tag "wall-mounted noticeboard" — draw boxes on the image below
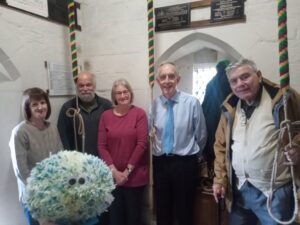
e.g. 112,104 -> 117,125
211,0 -> 245,23
0,0 -> 81,30
155,0 -> 246,31
155,3 -> 191,32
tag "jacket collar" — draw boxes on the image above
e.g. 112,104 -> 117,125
222,77 -> 282,115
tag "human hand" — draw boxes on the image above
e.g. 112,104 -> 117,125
212,183 -> 225,203
112,169 -> 128,186
284,143 -> 299,165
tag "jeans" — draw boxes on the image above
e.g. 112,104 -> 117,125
230,181 -> 296,225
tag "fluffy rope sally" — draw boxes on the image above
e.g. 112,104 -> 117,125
25,151 -> 115,225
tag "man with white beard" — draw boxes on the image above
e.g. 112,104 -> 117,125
58,71 -> 113,225
57,71 -> 112,156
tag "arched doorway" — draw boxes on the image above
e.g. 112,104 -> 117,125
153,32 -> 242,100
152,32 -> 242,225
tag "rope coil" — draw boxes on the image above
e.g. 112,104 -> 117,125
148,0 -> 155,88
278,0 -> 289,93
267,1 -> 299,223
68,0 -> 78,81
267,117 -> 300,224
67,0 -> 85,152
66,106 -> 86,152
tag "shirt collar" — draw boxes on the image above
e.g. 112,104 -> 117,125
160,90 -> 180,105
240,85 -> 263,119
241,84 -> 263,108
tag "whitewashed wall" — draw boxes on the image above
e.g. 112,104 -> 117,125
0,0 -> 300,224
154,0 -> 300,92
0,6 -> 74,225
78,0 -> 150,109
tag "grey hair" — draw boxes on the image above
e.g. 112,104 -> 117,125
226,59 -> 258,77
111,78 -> 134,105
157,61 -> 179,77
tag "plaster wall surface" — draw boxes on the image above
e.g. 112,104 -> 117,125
0,0 -> 300,224
0,6 -> 73,225
154,0 -> 300,92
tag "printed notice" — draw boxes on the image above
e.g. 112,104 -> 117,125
7,0 -> 48,17
211,0 -> 244,23
47,62 -> 76,96
155,3 -> 190,32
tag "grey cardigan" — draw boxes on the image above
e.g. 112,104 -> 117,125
9,121 -> 62,202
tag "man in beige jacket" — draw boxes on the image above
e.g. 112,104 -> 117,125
213,59 -> 300,225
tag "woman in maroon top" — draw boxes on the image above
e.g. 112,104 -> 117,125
98,78 -> 149,225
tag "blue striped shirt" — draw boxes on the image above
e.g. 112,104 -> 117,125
149,91 -> 207,156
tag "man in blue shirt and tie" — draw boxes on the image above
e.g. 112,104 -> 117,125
149,62 -> 207,225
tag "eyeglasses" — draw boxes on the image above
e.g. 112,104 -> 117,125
158,73 -> 177,81
115,90 -> 130,96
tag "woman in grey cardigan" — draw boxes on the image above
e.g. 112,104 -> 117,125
9,87 -> 62,225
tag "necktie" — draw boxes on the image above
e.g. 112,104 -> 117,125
163,100 -> 174,154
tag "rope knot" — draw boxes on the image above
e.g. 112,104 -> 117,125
65,107 -> 85,151
66,107 -> 81,117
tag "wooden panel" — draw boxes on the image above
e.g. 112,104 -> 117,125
190,0 -> 211,9
191,16 -> 246,29
194,189 -> 229,225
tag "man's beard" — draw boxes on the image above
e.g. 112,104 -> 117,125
78,92 -> 95,103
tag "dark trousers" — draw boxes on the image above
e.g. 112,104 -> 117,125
153,154 -> 198,225
98,211 -> 110,225
109,185 -> 146,225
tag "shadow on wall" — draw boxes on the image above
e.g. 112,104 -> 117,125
0,48 -> 21,82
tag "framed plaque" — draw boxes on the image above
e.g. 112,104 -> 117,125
6,0 -> 48,17
155,3 -> 191,32
48,0 -> 68,25
211,0 -> 245,23
0,0 -> 80,29
46,61 -> 76,96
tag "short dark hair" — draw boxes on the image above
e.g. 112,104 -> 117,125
22,87 -> 51,121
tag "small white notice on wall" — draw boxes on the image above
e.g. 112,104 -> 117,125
47,62 -> 76,96
7,0 -> 49,17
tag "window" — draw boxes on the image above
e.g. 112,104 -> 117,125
193,66 -> 216,103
